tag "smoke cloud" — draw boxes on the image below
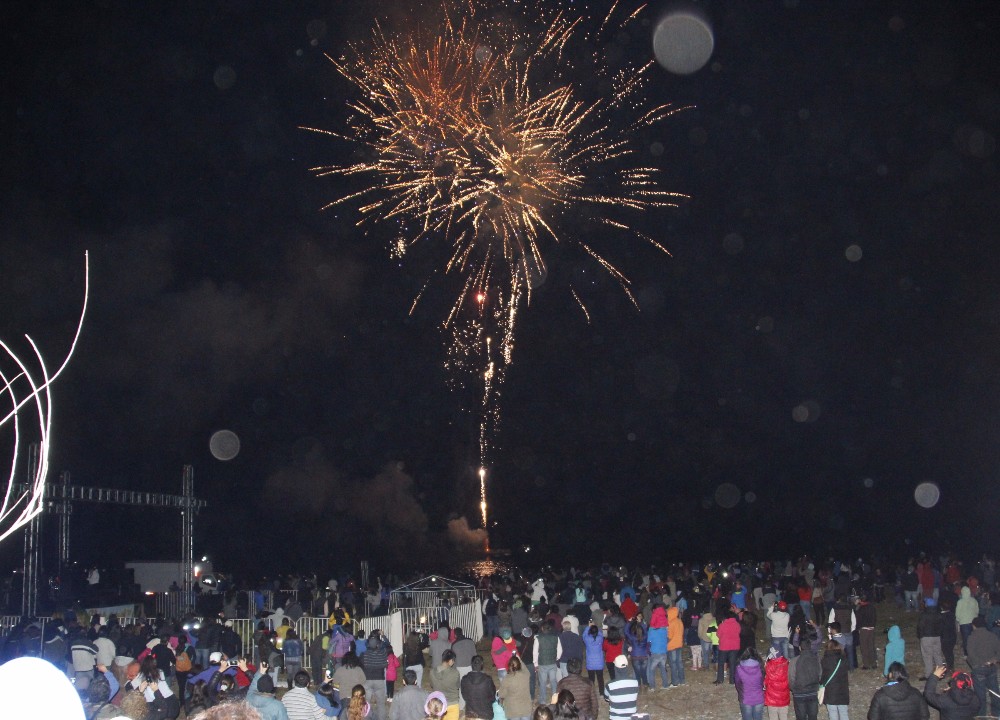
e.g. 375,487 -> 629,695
447,515 -> 489,549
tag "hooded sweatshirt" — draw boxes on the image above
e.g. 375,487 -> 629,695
883,625 -> 905,676
666,608 -> 684,652
955,587 -> 979,626
764,656 -> 789,707
735,658 -> 765,706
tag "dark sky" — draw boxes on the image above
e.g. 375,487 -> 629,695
3,0 -> 1000,579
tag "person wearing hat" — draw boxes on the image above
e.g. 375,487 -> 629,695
604,656 -> 638,720
924,664 -> 980,719
247,661 -> 290,720
767,601 -> 791,660
424,691 -> 448,720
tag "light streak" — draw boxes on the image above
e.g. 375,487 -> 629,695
0,252 -> 89,545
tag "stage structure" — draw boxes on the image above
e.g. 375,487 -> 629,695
17,453 -> 205,616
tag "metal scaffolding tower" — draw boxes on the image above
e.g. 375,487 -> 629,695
19,457 -> 205,615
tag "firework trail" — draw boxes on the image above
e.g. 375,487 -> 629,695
307,0 -> 687,529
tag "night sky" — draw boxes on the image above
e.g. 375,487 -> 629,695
3,0 -> 1000,579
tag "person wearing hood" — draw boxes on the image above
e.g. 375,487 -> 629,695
955,586 -> 979,656
764,647 -> 790,720
884,625 -> 906,678
735,647 -> 765,720
924,665 -> 980,719
965,616 -> 1000,717
460,656 -> 495,720
916,598 -> 943,681
647,605 -> 669,689
866,662 -> 928,720
787,625 -> 821,720
492,627 -> 518,681
666,606 -> 686,687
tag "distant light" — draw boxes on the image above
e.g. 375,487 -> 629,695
145,591 -> 155,596
202,556 -> 208,562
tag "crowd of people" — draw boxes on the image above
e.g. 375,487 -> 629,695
2,553 -> 1000,720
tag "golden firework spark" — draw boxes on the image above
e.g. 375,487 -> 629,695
306,0 -> 688,528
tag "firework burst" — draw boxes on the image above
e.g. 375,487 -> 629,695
307,0 -> 688,528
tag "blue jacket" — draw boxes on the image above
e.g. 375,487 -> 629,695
883,625 -> 904,676
648,626 -> 668,655
583,629 -> 605,671
624,624 -> 649,658
247,670 -> 290,720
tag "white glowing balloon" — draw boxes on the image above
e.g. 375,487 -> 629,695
914,482 -> 940,509
209,430 -> 241,461
653,13 -> 715,75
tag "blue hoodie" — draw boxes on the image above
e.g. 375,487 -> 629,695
883,625 -> 904,676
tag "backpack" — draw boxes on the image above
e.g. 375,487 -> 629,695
332,630 -> 352,658
175,647 -> 192,672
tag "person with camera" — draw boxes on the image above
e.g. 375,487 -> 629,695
767,602 -> 791,660
923,664 -> 980,719
248,659 -> 290,720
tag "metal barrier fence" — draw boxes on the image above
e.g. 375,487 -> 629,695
1,601 -> 484,679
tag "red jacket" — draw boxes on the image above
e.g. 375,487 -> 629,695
620,597 -> 639,621
717,617 -> 741,651
764,656 -> 789,707
603,639 -> 624,664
